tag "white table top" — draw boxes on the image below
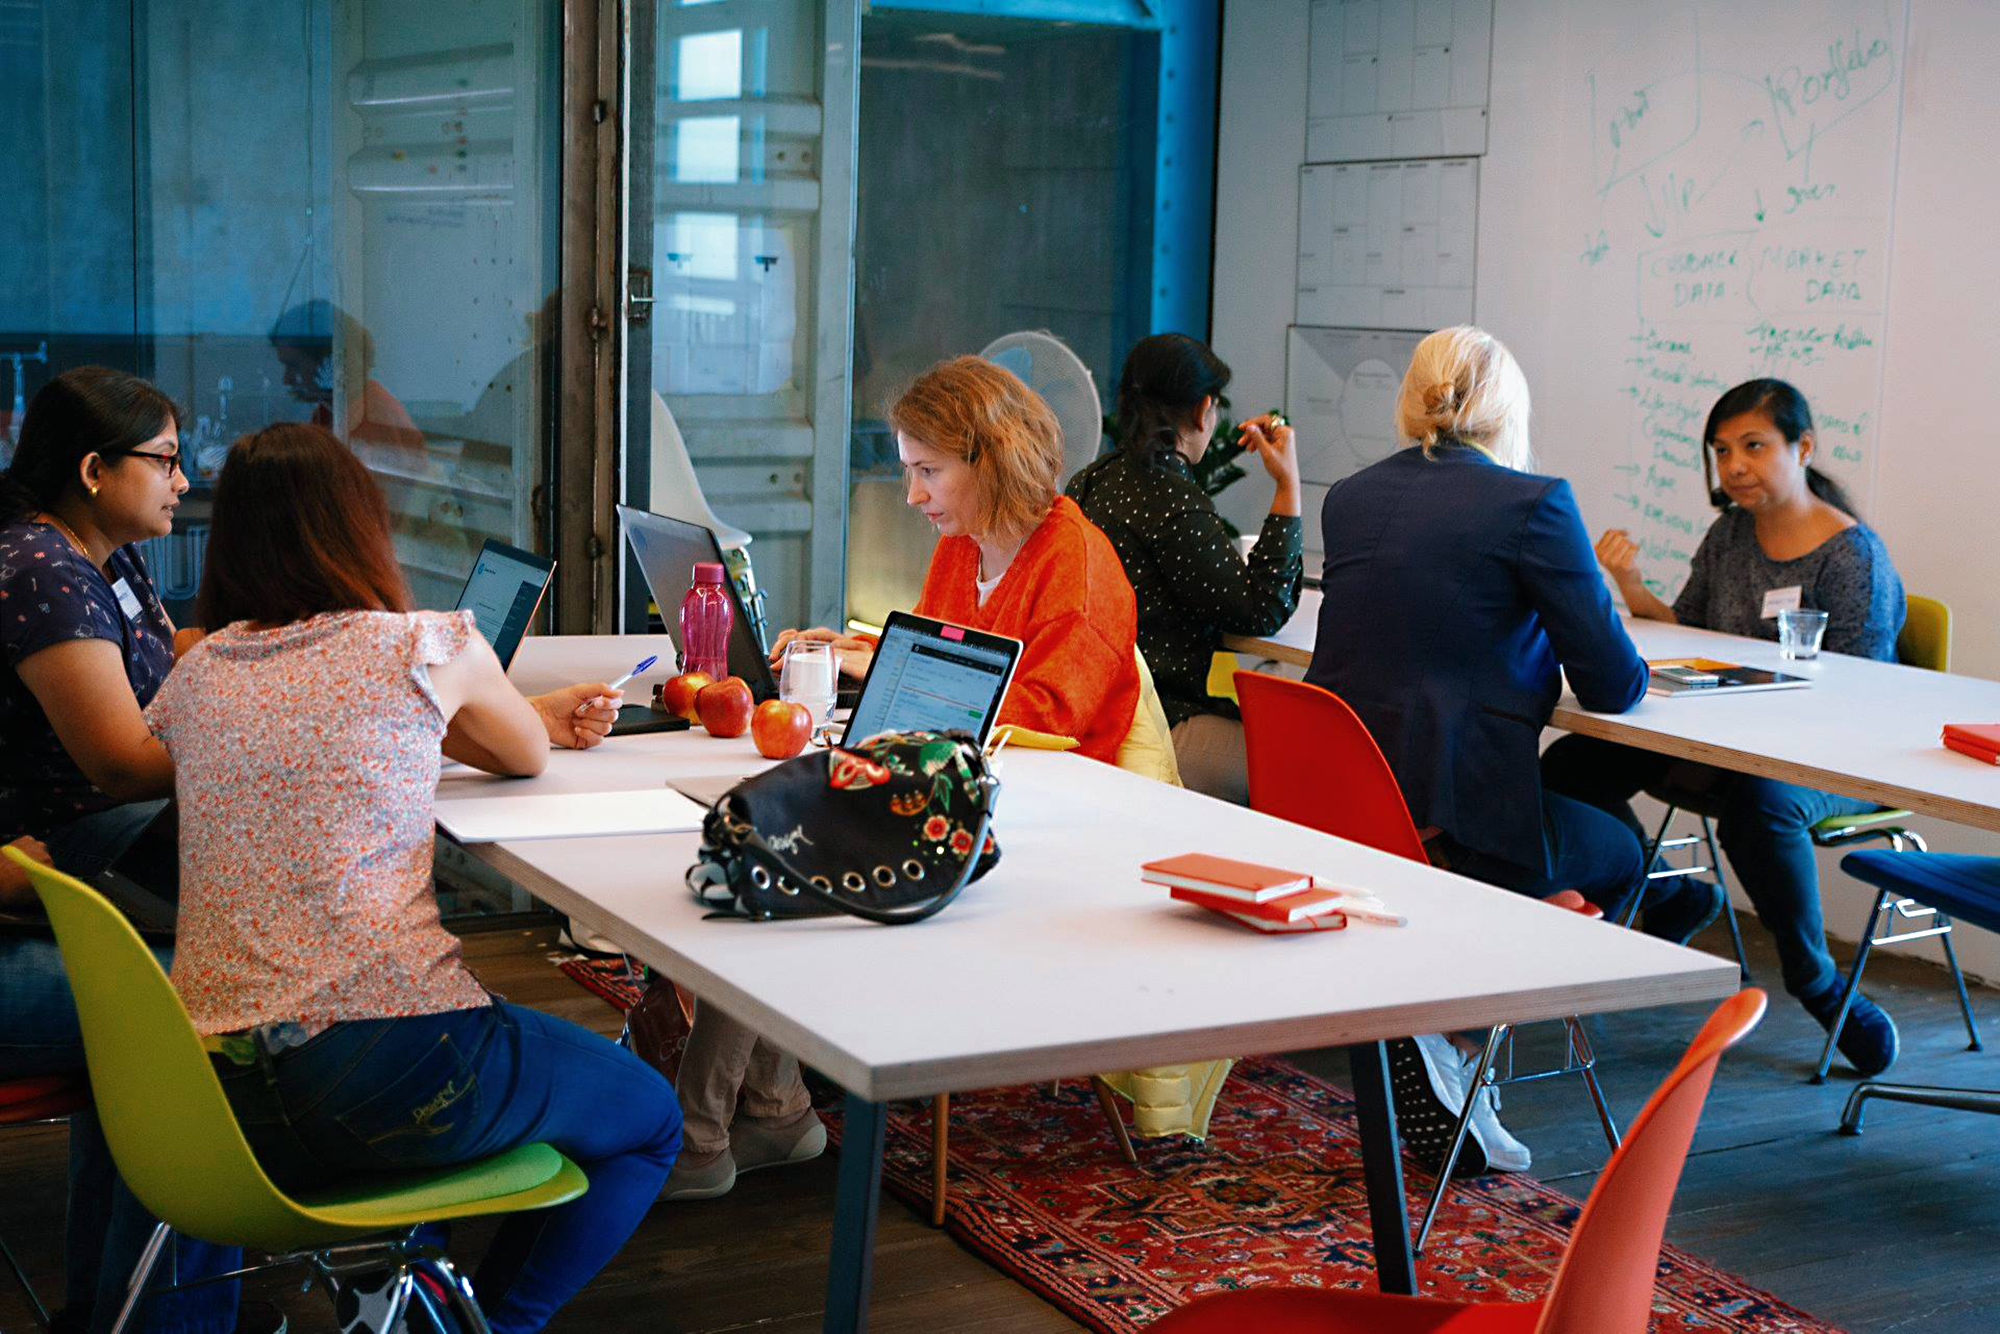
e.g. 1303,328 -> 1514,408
460,636 -> 1735,1102
1225,591 -> 2000,832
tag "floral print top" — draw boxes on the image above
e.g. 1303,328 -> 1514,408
145,609 -> 492,1035
0,521 -> 174,840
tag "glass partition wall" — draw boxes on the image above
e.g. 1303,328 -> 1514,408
2,0 -> 562,617
845,9 -> 1163,625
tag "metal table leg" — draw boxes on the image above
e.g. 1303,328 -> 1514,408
1347,1040 -> 1418,1295
825,1093 -> 887,1333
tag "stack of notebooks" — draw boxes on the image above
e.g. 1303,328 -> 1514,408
1943,723 -> 2000,765
1141,853 -> 1404,934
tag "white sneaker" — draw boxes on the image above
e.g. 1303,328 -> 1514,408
1456,1047 -> 1532,1173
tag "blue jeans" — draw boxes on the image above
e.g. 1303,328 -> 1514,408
212,1001 -> 682,1334
1542,734 -> 1878,999
1426,789 -> 1650,921
0,939 -> 241,1333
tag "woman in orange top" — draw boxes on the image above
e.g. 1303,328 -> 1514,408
780,355 -> 1141,761
663,358 -> 1141,1202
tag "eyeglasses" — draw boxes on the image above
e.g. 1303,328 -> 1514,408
102,448 -> 184,478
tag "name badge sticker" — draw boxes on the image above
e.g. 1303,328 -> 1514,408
111,577 -> 145,623
1761,586 -> 1803,620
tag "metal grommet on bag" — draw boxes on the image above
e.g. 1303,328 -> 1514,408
872,864 -> 896,888
750,865 -> 772,891
902,859 -> 925,881
840,871 -> 867,894
810,875 -> 833,893
777,876 -> 800,896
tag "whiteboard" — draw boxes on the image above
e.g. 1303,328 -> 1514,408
1297,158 -> 1479,329
1483,0 -> 1905,601
1307,0 -> 1493,162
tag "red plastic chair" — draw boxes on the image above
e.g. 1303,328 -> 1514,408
1234,671 -> 1618,1250
1236,670 -> 1429,862
1150,988 -> 1768,1332
1,1072 -> 91,1328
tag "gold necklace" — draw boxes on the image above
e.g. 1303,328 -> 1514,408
40,512 -> 94,560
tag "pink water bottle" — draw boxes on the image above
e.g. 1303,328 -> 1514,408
679,561 -> 733,679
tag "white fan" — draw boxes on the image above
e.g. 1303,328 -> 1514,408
979,331 -> 1105,483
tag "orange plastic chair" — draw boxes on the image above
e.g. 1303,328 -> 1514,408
1234,671 -> 1619,1250
1150,988 -> 1768,1333
1,1072 -> 91,1326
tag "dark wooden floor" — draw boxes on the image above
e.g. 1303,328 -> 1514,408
5,912 -> 1996,1333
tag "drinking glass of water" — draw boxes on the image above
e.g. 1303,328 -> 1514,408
1777,608 -> 1829,661
780,639 -> 839,728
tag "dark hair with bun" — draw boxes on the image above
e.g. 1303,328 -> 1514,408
1113,333 -> 1232,469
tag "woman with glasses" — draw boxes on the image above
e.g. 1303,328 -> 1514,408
0,366 -> 189,910
0,365 -> 252,1332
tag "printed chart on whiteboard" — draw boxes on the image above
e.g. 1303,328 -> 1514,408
1307,0 -> 1494,162
1285,326 -> 1423,557
1297,158 -> 1478,330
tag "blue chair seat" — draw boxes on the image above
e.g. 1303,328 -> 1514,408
1841,851 -> 2000,935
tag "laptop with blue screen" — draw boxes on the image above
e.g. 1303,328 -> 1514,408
840,611 -> 1022,748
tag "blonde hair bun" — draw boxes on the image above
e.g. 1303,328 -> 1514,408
1395,326 -> 1533,471
1422,380 -> 1460,417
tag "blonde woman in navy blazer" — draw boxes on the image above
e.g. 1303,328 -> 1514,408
1302,327 -> 1718,1173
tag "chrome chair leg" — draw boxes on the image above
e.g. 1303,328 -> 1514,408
1812,890 -> 1889,1084
1699,818 -> 1753,981
410,1253 -> 495,1334
1939,920 -> 1983,1051
0,1230 -> 50,1327
106,1221 -> 173,1334
1628,806 -> 1683,929
1841,1081 -> 2000,1134
1634,809 -> 1753,981
1566,1017 -> 1621,1150
1414,1026 -> 1507,1256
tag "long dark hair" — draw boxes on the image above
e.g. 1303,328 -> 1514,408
196,422 -> 410,629
1113,333 -> 1231,469
0,367 -> 183,523
1703,378 -> 1857,516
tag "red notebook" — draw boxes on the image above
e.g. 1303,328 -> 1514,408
1140,853 -> 1310,904
1943,723 -> 2000,765
1170,884 -> 1345,924
1219,908 -> 1349,934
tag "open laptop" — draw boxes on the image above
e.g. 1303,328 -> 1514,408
618,504 -> 778,701
454,539 -> 555,669
841,611 -> 1022,747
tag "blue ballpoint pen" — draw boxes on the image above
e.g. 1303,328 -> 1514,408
576,654 -> 657,713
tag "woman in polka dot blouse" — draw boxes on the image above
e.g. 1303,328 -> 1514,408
1067,333 -> 1304,803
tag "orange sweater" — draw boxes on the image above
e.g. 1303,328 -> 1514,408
915,496 -> 1140,764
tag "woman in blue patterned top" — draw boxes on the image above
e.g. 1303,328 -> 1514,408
0,366 -> 253,1332
1543,379 -> 1907,1076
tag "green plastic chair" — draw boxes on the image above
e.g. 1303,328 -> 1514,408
5,847 -> 589,1334
1637,594 -> 1961,998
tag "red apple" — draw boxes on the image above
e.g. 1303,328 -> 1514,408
657,671 -> 713,721
695,676 -> 754,738
752,699 -> 813,759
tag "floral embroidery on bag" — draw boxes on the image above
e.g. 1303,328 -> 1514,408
827,750 -> 892,790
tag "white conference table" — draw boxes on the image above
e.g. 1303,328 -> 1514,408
452,635 -> 1737,1331
1227,590 -> 2000,830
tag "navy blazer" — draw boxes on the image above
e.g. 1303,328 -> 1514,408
1303,445 -> 1646,876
